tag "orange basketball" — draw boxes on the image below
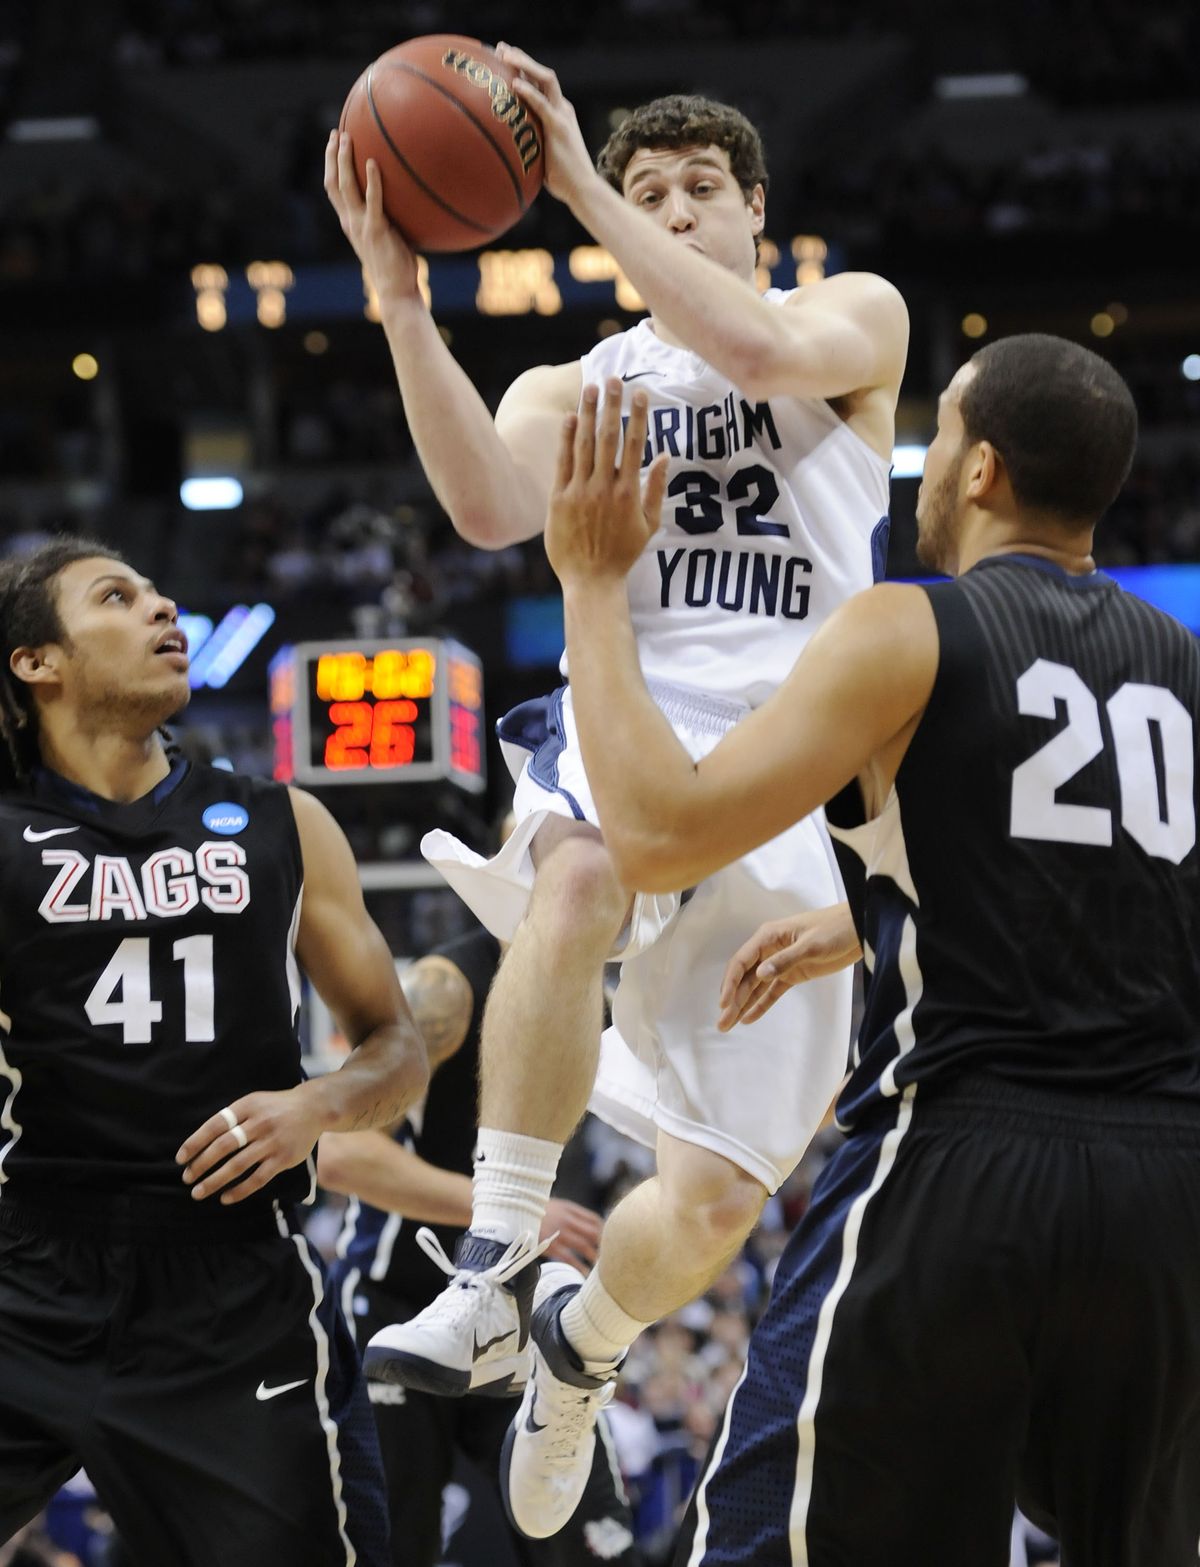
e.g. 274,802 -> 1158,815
339,35 -> 545,253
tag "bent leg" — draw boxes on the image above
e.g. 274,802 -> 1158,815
582,1133 -> 767,1333
479,817 -> 631,1144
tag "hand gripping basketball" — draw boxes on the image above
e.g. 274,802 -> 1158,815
325,129 -> 423,310
494,42 -> 595,205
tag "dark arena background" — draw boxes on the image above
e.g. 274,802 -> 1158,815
1,2 -> 1196,1563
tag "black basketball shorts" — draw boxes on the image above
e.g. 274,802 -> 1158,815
0,1196 -> 389,1567
675,1075 -> 1200,1567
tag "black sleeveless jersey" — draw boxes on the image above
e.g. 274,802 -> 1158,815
336,924 -> 500,1306
829,555 -> 1200,1128
0,760 -> 311,1213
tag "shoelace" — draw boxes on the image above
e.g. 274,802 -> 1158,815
412,1227 -> 554,1332
531,1359 -> 617,1472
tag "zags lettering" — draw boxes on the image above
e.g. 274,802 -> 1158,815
38,842 -> 251,925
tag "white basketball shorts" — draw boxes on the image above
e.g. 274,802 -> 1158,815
421,679 -> 852,1193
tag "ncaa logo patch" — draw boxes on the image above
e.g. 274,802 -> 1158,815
202,802 -> 249,836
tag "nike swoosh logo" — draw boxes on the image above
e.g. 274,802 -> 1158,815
525,1388 -> 547,1433
24,825 -> 79,842
620,371 -> 661,382
473,1328 -> 515,1362
255,1378 -> 309,1401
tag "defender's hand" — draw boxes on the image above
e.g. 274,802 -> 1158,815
718,906 -> 862,1031
546,377 -> 669,588
495,43 -> 596,206
177,1088 -> 327,1205
540,1198 -> 603,1272
324,129 -> 423,306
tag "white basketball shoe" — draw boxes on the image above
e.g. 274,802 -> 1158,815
500,1272 -> 622,1539
363,1228 -> 547,1397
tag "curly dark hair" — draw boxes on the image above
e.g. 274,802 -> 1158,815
0,535 -> 128,787
597,94 -> 768,200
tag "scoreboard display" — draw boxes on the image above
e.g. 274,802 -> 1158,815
270,638 -> 485,793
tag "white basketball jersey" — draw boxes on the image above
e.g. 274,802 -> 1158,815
576,289 -> 891,707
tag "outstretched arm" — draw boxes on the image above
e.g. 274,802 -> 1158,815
545,380 -> 939,892
178,790 -> 428,1203
718,906 -> 862,1031
324,131 -> 578,547
496,46 -> 907,409
317,1130 -> 603,1268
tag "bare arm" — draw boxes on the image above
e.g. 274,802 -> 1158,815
318,941 -> 604,1265
496,47 -> 908,413
545,381 -> 939,892
317,1129 -> 604,1267
177,789 -> 429,1203
288,788 -> 429,1128
325,131 -> 578,547
319,1130 -> 472,1225
399,953 -> 474,1070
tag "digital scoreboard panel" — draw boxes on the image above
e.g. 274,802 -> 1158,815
270,638 -> 485,793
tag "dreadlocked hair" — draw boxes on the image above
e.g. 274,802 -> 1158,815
0,536 -> 129,790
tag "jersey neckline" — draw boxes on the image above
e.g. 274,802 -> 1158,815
30,757 -> 192,827
967,553 -> 1114,591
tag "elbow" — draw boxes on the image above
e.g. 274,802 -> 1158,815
452,510 -> 507,549
607,830 -> 693,898
728,332 -> 790,404
400,1038 -> 431,1110
449,502 -> 536,551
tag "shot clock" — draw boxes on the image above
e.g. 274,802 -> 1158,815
270,638 -> 485,792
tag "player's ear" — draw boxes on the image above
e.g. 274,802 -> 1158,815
747,183 -> 766,235
9,645 -> 63,690
964,441 -> 1000,503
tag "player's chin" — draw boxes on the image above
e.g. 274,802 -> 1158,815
149,668 -> 192,718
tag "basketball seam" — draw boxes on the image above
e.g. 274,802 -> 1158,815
365,64 -> 494,237
376,57 -> 529,218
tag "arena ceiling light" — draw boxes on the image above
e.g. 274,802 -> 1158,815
185,605 -> 276,690
891,445 -> 928,479
934,74 -> 1029,99
180,476 -> 243,510
7,116 -> 100,141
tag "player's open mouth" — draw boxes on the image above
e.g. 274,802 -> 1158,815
154,630 -> 189,662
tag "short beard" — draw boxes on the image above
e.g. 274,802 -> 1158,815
72,662 -> 189,742
915,457 -> 962,575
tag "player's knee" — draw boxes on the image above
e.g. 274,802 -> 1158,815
530,833 -> 629,951
661,1156 -> 767,1257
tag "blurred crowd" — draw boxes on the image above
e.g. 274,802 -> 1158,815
2,121 -> 1197,290
93,0 -> 1200,93
801,130 -> 1200,253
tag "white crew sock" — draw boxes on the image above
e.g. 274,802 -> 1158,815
471,1127 -> 561,1245
560,1271 -> 652,1369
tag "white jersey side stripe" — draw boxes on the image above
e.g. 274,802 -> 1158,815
339,1265 -> 362,1348
684,1357 -> 752,1567
789,1086 -> 916,1563
289,1229 -> 358,1567
0,1020 -> 22,1197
